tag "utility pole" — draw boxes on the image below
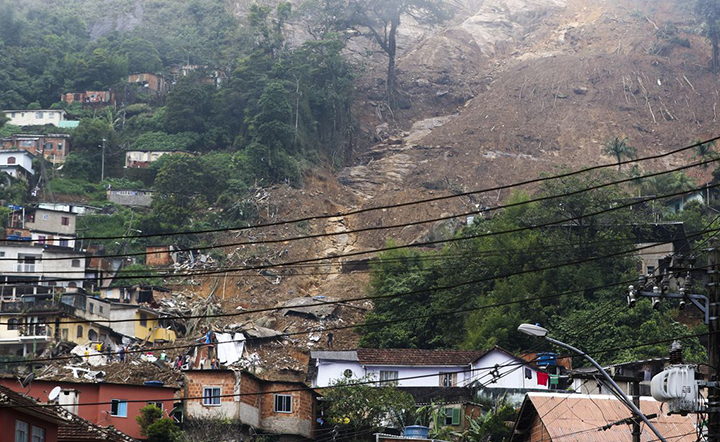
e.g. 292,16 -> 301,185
632,375 -> 641,442
101,137 -> 106,182
708,240 -> 720,442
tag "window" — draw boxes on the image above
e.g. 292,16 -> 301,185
60,240 -> 69,247
89,303 -> 94,313
71,259 -> 81,268
15,420 -> 28,442
646,265 -> 656,276
202,387 -> 221,406
42,214 -> 48,221
35,112 -> 43,119
443,408 -> 461,426
57,143 -> 63,150
440,373 -> 457,387
88,329 -> 97,341
61,328 -> 68,341
37,236 -> 46,244
76,325 -> 83,338
379,370 -> 399,386
61,217 -> 70,226
147,401 -> 163,411
110,399 -> 128,417
274,394 -> 292,413
99,306 -> 104,314
31,426 -> 45,442
139,313 -> 147,326
7,157 -> 15,165
0,252 -> 5,257
8,318 -> 19,331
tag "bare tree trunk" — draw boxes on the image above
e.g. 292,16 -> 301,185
713,35 -> 720,73
386,17 -> 399,106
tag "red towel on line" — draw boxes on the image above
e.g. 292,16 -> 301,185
537,372 -> 549,386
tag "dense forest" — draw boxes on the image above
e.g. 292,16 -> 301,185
0,0 -> 354,241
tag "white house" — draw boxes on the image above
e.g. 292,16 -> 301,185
3,109 -> 67,127
0,243 -> 88,289
0,150 -> 35,179
124,150 -> 194,168
310,347 -> 551,393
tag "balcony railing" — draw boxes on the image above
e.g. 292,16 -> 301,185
16,264 -> 36,273
0,300 -> 60,313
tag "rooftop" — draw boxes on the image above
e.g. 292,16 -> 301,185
356,348 -> 485,366
511,392 -> 698,442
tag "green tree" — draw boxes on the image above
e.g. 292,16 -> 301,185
693,139 -> 718,167
121,37 -> 163,73
164,76 -> 213,134
322,376 -> 415,435
136,405 -> 179,442
604,137 -> 636,171
697,0 -> 720,72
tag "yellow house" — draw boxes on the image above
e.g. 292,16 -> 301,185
134,308 -> 176,343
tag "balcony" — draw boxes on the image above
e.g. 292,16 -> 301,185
0,300 -> 60,313
16,263 -> 37,273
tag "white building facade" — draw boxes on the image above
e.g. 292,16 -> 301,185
3,110 -> 67,127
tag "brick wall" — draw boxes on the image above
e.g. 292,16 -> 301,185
258,382 -> 314,438
528,414 -> 551,441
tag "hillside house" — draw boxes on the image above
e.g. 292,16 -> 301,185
0,150 -> 35,179
510,392 -> 698,442
0,378 -> 177,440
3,109 -> 68,127
60,291 -> 177,343
124,150 -> 194,168
61,91 -> 114,107
0,243 -> 88,288
0,384 -> 65,442
184,369 -> 317,440
1,133 -> 71,164
128,73 -> 169,94
8,206 -> 77,248
106,189 -> 154,207
36,203 -> 100,217
310,347 -> 552,404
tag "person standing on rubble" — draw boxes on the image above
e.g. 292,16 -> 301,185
119,345 -> 126,362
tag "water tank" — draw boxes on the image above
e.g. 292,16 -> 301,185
536,352 -> 558,367
404,426 -> 430,438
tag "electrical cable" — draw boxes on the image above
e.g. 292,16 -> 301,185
31,135 -> 719,243
12,148 -> 720,261
6,182 -> 720,287
3,233 -> 709,329
5,329 -> 717,409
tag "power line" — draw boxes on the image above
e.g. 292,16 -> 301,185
5,181 -> 719,286
4,329 -> 717,408
6,227 -> 712,328
15,136 -> 720,244
13,148 -> 720,262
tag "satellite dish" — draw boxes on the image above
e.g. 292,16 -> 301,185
48,386 -> 61,402
20,372 -> 34,388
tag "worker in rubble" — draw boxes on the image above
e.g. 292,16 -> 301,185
119,345 -> 126,362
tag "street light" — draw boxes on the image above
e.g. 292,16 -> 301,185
518,323 -> 667,442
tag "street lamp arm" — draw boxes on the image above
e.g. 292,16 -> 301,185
544,336 -> 668,442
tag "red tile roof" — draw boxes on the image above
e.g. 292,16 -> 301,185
56,409 -> 136,442
357,348 -> 484,366
0,384 -> 65,423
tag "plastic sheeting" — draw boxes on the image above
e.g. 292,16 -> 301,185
216,332 -> 245,366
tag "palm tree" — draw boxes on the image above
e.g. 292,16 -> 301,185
692,139 -> 718,167
604,137 -> 637,171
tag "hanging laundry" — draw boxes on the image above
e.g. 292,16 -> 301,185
524,367 -> 532,379
537,371 -> 549,386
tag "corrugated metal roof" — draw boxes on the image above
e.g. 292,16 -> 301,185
525,393 -> 697,442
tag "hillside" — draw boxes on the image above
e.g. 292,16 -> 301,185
0,0 -> 715,381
